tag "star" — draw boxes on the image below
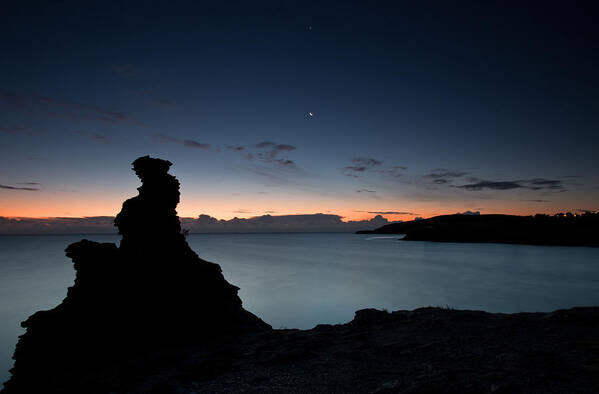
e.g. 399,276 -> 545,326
308,112 -> 313,117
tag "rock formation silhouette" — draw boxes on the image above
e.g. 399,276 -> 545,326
2,156 -> 269,393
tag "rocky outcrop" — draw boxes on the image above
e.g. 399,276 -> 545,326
2,156 -> 269,393
7,305 -> 599,393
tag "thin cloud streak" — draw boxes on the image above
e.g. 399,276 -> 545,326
227,141 -> 298,170
1,92 -> 145,126
154,133 -> 210,150
0,126 -> 28,134
74,131 -> 110,144
0,184 -> 40,191
354,210 -> 417,215
455,178 -> 565,191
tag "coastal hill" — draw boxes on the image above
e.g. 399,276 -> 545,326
3,157 -> 599,393
357,213 -> 599,247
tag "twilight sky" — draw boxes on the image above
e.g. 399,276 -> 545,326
1,1 -> 598,222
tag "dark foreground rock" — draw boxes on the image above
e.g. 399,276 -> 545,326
2,156 -> 269,393
7,306 -> 599,393
3,157 -> 598,393
357,213 -> 599,247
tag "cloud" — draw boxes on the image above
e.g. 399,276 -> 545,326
426,170 -> 468,179
525,199 -> 551,203
381,166 -> 407,178
1,92 -> 144,126
352,157 -> 382,167
455,180 -> 524,191
74,130 -> 110,144
155,133 -> 179,144
456,210 -> 480,215
181,213 -> 396,233
0,125 -> 28,134
355,210 -> 416,215
254,141 -> 296,152
368,211 -> 415,215
270,159 -> 295,166
527,178 -> 563,190
0,214 -> 398,234
0,216 -> 114,234
253,141 -> 297,166
343,157 -> 383,176
455,178 -> 564,192
244,167 -> 291,184
154,133 -> 210,150
342,158 -> 407,180
0,184 -> 40,191
425,170 -> 468,180
226,141 -> 298,168
183,139 -> 210,150
356,189 -> 376,193
344,166 -> 367,173
35,95 -> 133,124
424,169 -> 468,185
233,209 -> 253,214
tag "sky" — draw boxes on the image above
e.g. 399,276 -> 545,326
1,1 -> 598,225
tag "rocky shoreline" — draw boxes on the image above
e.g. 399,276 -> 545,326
3,157 -> 598,393
6,306 -> 599,393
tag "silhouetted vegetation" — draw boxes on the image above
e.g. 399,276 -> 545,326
358,212 -> 599,247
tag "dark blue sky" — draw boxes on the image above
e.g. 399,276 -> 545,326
1,1 -> 598,219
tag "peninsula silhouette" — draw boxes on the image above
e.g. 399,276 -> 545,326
358,213 -> 599,247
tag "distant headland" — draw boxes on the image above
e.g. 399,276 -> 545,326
357,212 -> 599,247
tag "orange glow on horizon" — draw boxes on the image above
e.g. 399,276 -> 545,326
0,205 -> 582,223
1,189 -> 593,222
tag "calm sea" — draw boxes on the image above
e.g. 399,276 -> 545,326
1,233 -> 599,385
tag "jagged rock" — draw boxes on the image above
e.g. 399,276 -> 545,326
2,156 -> 269,393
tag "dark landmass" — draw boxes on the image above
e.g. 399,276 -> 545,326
6,306 -> 599,393
357,213 -> 599,247
4,157 -> 599,393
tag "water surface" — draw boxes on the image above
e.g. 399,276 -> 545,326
1,233 -> 598,385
